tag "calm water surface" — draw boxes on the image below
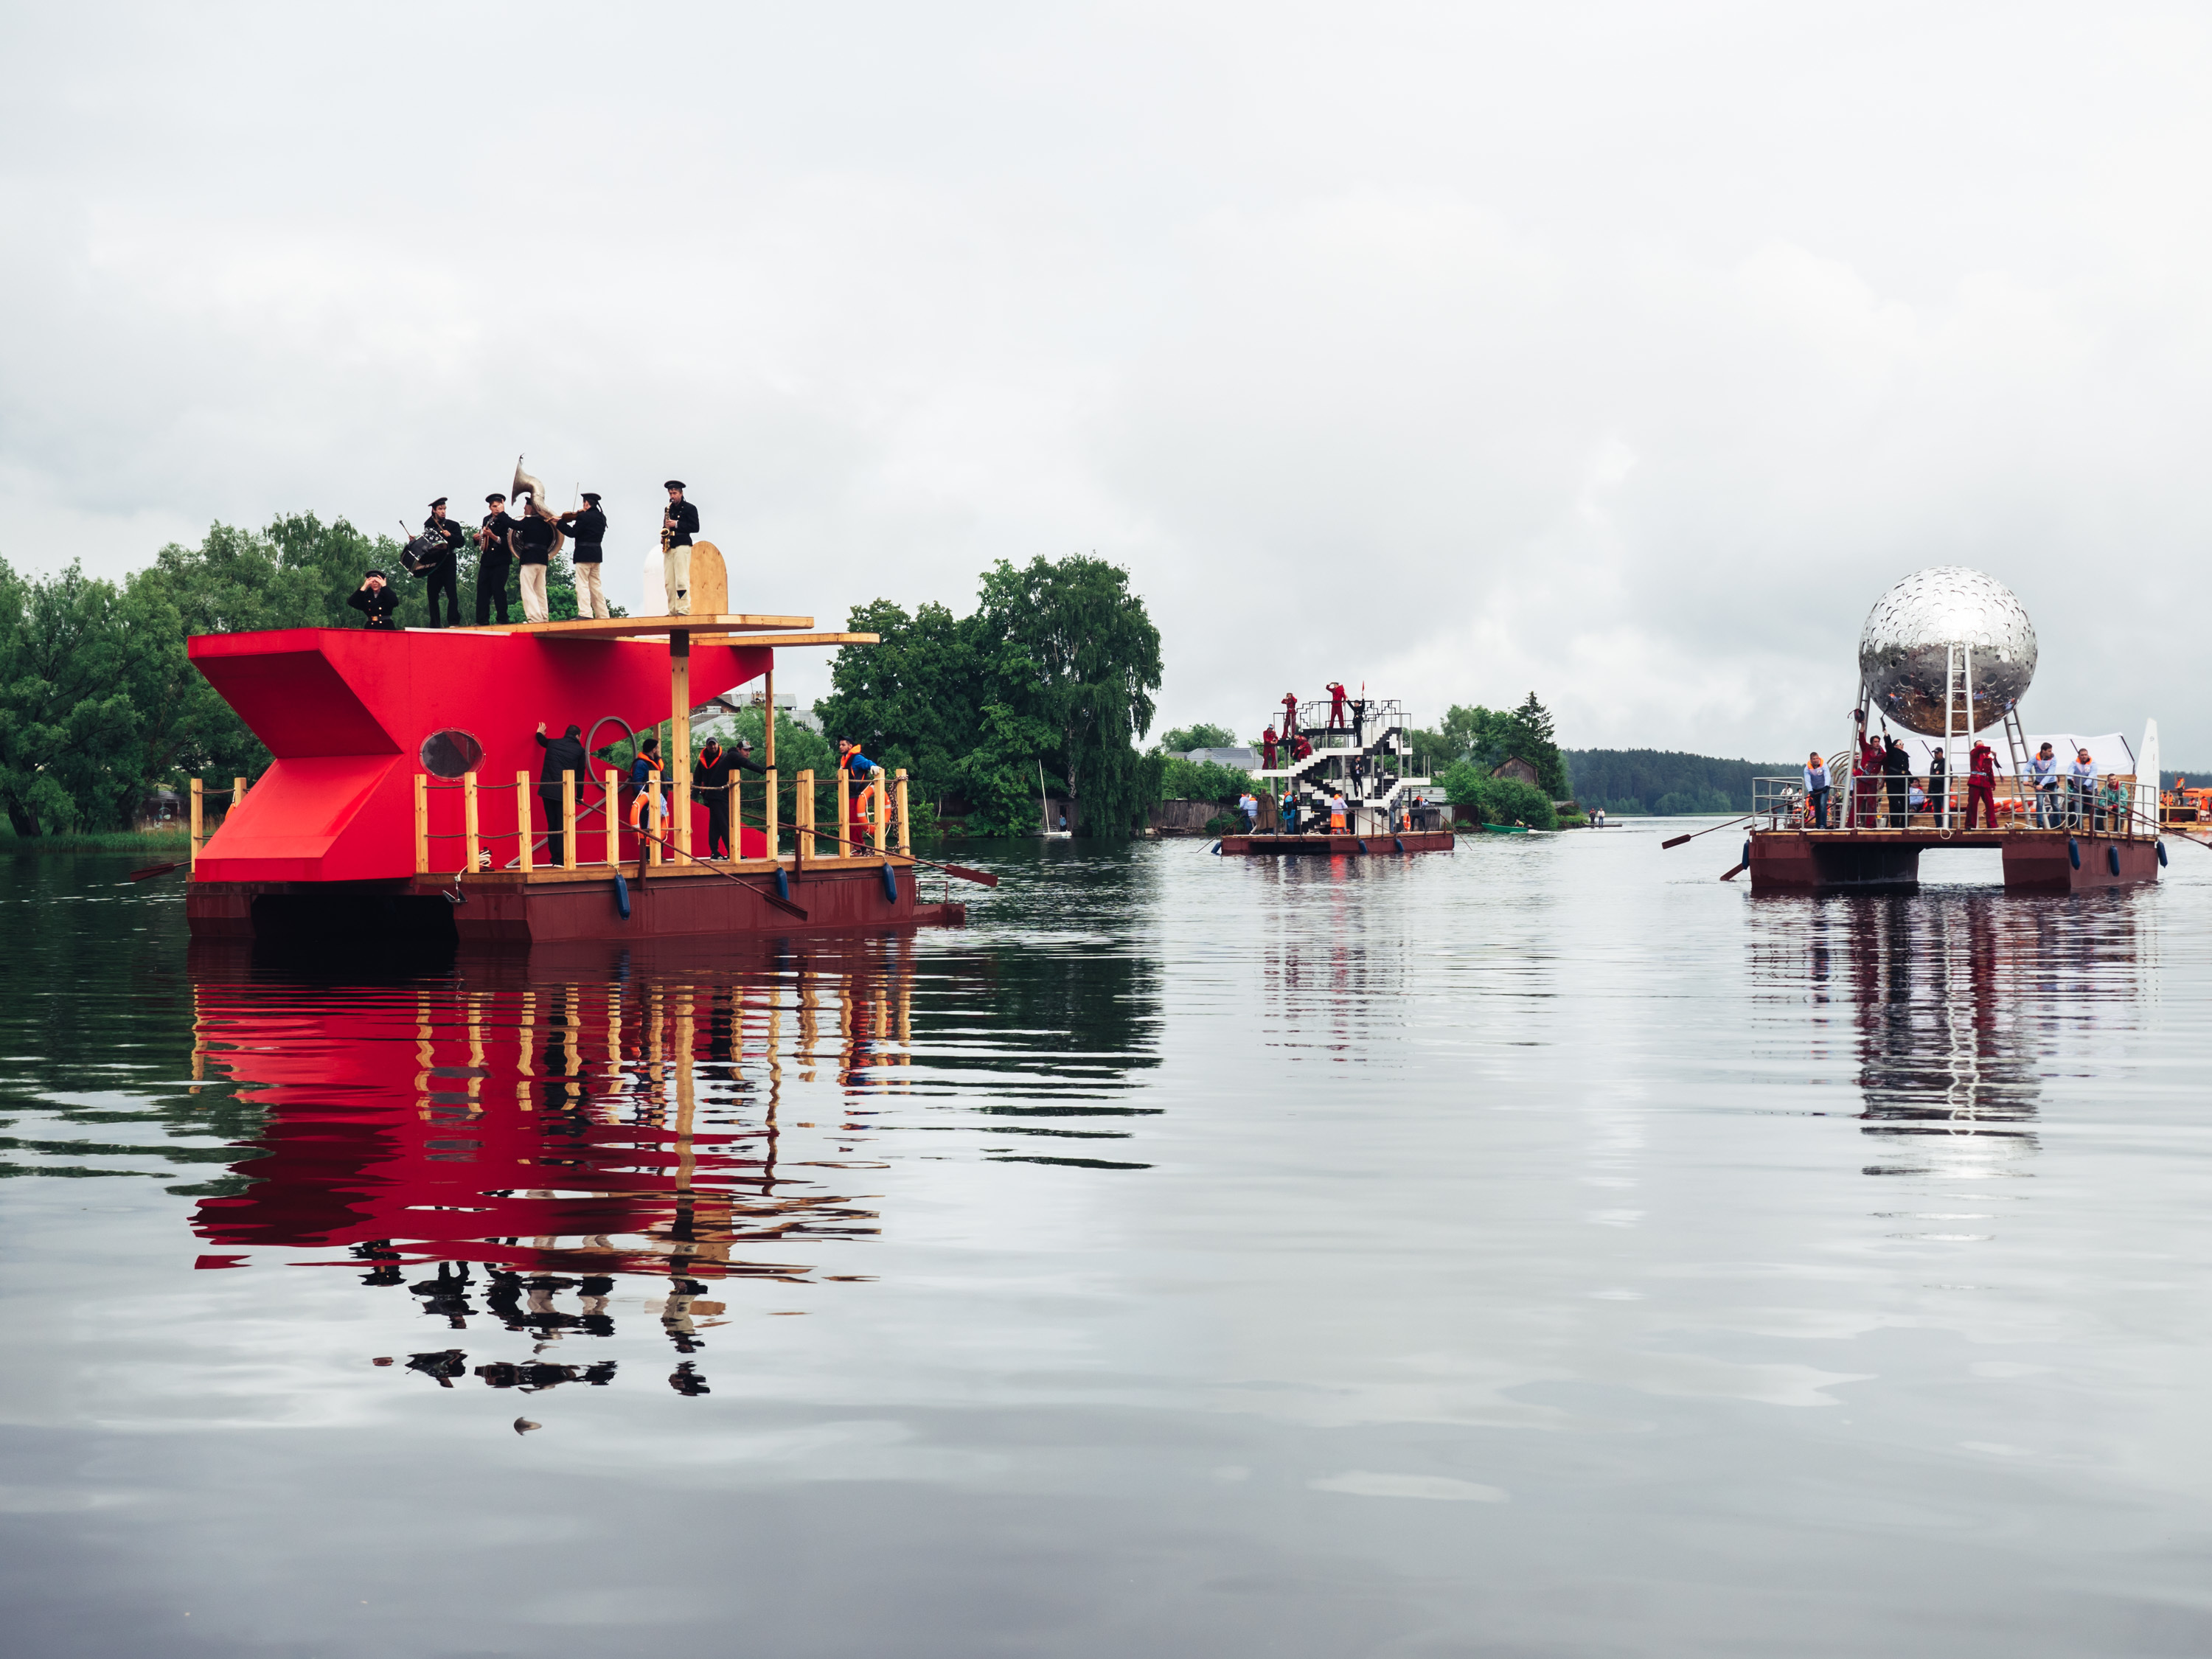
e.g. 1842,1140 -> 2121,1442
4,829 -> 2211,1656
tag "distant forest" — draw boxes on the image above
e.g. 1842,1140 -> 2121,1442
1565,748 -> 1795,816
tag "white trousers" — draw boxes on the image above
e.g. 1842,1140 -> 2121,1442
667,545 -> 691,615
574,560 -> 609,619
518,563 -> 549,624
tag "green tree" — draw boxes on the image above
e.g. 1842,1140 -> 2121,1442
815,598 -> 989,806
1440,762 -> 1559,830
1160,722 -> 1236,753
974,555 -> 1163,839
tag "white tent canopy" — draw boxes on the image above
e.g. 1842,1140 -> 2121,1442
1886,731 -> 2138,775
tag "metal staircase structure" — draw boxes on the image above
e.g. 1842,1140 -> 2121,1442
1252,696 -> 1435,832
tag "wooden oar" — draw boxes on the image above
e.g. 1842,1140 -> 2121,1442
622,825 -> 810,920
1660,814 -> 1754,851
1719,860 -> 1747,880
125,861 -> 184,883
730,807 -> 1001,888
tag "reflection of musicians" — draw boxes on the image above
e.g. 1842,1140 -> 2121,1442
559,493 -> 609,619
513,493 -> 556,625
416,498 -> 466,627
661,480 -> 698,616
476,493 -> 518,625
535,721 -> 586,865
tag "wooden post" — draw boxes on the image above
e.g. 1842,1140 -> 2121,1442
764,666 -> 776,769
765,768 -> 779,861
836,767 -> 850,858
896,768 -> 910,855
669,633 -> 692,858
189,777 -> 204,872
233,775 -> 248,811
797,768 -> 815,860
516,772 -> 534,873
561,773 -> 577,869
414,773 -> 429,874
648,785 -> 664,867
724,775 -> 737,861
605,770 -> 620,865
462,774 -> 480,872
874,768 -> 888,853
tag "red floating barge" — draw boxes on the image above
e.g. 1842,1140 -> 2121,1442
184,615 -> 967,947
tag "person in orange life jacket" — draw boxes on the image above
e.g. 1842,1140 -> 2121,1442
1966,739 -> 1998,829
347,569 -> 400,630
836,740 -> 877,849
1262,726 -> 1278,770
1328,791 -> 1347,831
693,736 -> 766,858
626,737 -> 666,831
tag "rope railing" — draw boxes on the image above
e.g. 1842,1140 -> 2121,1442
408,765 -> 912,878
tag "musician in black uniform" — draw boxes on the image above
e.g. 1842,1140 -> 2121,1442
661,480 -> 698,616
414,498 -> 465,627
512,493 -> 556,625
559,493 -> 609,619
347,569 -> 400,630
476,493 -> 518,625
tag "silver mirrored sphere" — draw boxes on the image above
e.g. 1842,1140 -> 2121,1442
1857,566 -> 2037,736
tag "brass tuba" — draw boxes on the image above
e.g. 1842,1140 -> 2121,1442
509,455 -> 566,557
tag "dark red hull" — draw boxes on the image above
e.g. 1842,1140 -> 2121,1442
1747,828 -> 2161,893
186,856 -> 965,948
1217,831 -> 1456,855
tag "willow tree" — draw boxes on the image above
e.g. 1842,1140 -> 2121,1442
975,554 -> 1163,838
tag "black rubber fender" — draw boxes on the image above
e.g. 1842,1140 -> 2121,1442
1209,841 -> 1221,854
776,866 -> 792,900
1742,839 -> 1751,868
881,862 -> 900,903
613,872 -> 631,920
1393,837 -> 1405,853
2158,840 -> 2170,867
2068,837 -> 2081,870
1354,838 -> 1368,853
2108,844 -> 2121,876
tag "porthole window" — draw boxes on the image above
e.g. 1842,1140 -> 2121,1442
419,728 -> 484,778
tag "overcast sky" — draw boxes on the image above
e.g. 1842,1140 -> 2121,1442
4,3 -> 2208,761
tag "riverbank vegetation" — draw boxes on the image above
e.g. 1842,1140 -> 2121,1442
817,555 -> 1164,838
0,518 -> 606,838
1564,749 -> 1793,815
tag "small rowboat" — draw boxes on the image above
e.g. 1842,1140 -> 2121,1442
1480,822 -> 1531,835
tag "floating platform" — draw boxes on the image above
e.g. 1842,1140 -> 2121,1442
1748,827 -> 2160,893
1217,830 -> 1455,855
180,618 -> 970,949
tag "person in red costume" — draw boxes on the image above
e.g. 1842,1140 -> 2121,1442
1966,739 -> 1998,829
1281,692 -> 1298,744
1262,726 -> 1279,769
1326,681 -> 1348,731
1291,733 -> 1314,762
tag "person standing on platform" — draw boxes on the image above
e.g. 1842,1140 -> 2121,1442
1281,692 -> 1299,748
1966,738 -> 1999,828
1349,694 -> 1367,747
534,722 -> 586,865
347,569 -> 400,630
693,735 -> 768,858
627,737 -> 666,832
1238,791 -> 1258,832
1804,751 -> 1830,829
1852,713 -> 1882,826
512,493 -> 555,624
2029,742 -> 2061,827
1326,681 -> 1348,733
416,498 -> 465,627
1328,790 -> 1347,832
661,481 -> 698,616
1262,726 -> 1278,770
1882,734 -> 1911,828
1281,793 -> 1300,835
851,767 -> 883,851
2068,746 -> 2098,830
560,493 -> 611,619
1927,745 -> 1948,821
476,493 -> 518,625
